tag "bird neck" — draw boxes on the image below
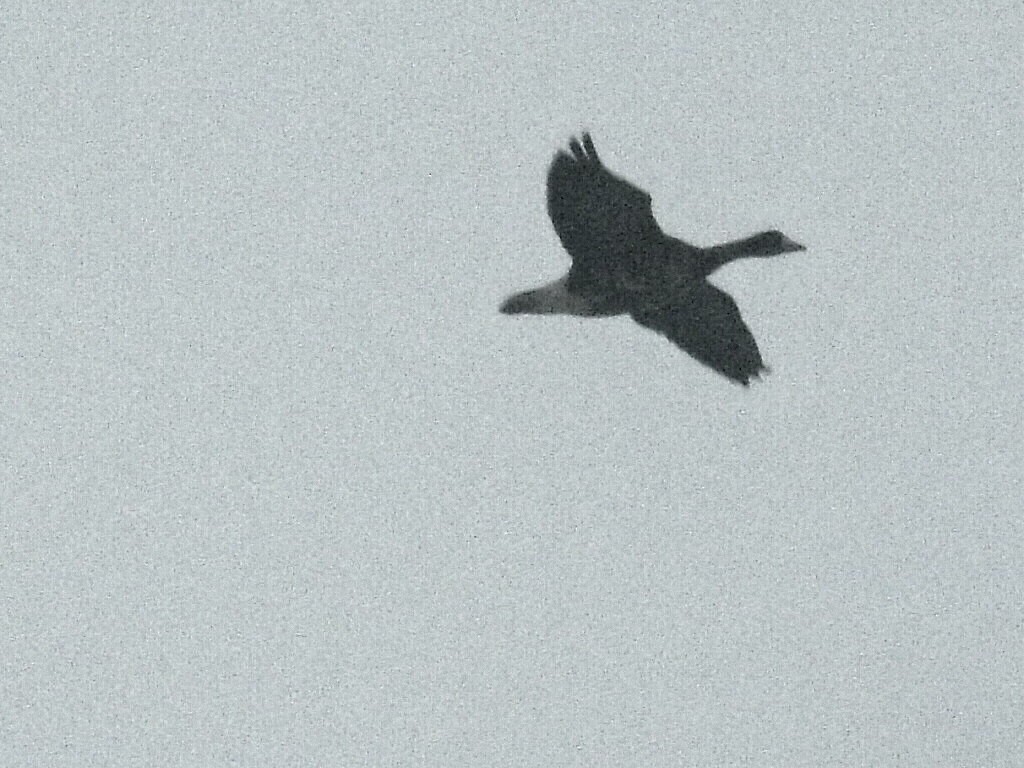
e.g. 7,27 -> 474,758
700,235 -> 772,275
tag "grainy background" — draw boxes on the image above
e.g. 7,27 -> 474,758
2,1 -> 1021,765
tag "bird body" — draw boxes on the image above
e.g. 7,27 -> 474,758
500,134 -> 806,386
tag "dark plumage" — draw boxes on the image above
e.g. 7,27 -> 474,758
500,133 -> 806,386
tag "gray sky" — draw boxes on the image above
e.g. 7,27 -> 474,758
2,1 -> 1021,765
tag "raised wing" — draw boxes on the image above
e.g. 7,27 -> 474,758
546,134 -> 663,296
631,283 -> 768,385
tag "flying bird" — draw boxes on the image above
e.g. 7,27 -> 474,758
500,133 -> 806,385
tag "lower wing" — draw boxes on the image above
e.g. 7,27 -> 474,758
631,283 -> 768,386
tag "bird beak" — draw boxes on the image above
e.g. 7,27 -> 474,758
779,235 -> 806,253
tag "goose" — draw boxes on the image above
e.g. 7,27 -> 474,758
500,133 -> 806,385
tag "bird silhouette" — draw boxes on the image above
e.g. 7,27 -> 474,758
501,133 -> 806,385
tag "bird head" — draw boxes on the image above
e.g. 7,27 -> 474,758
746,230 -> 806,256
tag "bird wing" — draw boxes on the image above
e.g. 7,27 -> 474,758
546,134 -> 663,297
631,282 -> 767,385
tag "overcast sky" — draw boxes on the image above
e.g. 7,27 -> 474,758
3,1 -> 1021,765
